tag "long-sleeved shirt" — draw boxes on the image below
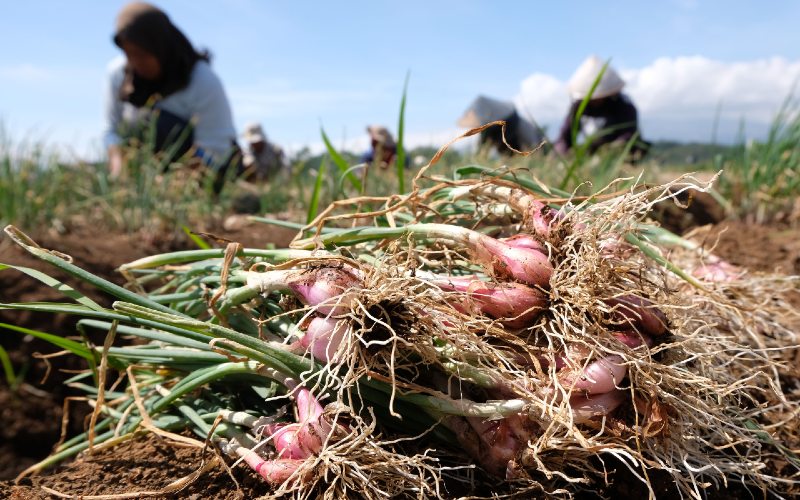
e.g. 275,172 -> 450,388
555,93 -> 640,154
103,56 -> 237,162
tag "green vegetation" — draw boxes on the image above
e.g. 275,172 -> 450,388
716,95 -> 800,221
1,164 -> 796,496
2,92 -> 799,236
1,89 -> 799,495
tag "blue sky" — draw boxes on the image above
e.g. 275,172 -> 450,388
2,1 -> 799,158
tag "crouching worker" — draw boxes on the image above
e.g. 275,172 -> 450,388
104,2 -> 241,193
458,95 -> 545,155
241,123 -> 287,182
361,125 -> 407,169
554,56 -> 650,160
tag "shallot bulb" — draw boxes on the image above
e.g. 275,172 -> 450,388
559,354 -> 628,395
287,267 -> 362,315
472,234 -> 553,288
467,414 -> 531,477
261,387 -> 332,460
499,234 -> 547,253
431,275 -> 548,328
527,199 -> 560,238
450,184 -> 561,240
605,295 -> 668,337
294,316 -> 348,362
264,423 -> 307,459
613,330 -> 655,349
236,448 -> 302,484
510,194 -> 573,238
693,259 -> 741,283
246,265 -> 362,316
570,389 -> 626,423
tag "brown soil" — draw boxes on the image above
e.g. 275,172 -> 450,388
692,221 -> 800,275
650,188 -> 728,235
0,215 -> 798,498
689,221 -> 800,317
2,433 -> 269,499
0,220 -> 297,484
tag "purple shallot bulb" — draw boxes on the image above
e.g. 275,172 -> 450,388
499,234 -> 547,253
473,234 -> 553,288
297,316 -> 348,362
560,354 -> 628,395
432,275 -> 548,328
237,447 -> 302,484
605,295 -> 668,337
570,389 -> 626,423
287,267 -> 361,315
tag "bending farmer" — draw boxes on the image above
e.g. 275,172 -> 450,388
104,2 -> 240,191
554,56 -> 649,159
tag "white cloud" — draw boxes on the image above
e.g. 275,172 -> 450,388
0,63 -> 54,83
514,73 -> 568,126
515,56 -> 800,142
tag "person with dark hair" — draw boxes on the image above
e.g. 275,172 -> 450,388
361,125 -> 401,169
104,2 -> 239,191
554,56 -> 649,158
457,95 -> 544,155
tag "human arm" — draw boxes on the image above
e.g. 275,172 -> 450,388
103,58 -> 127,176
107,145 -> 124,177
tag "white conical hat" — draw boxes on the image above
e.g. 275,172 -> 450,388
567,55 -> 625,100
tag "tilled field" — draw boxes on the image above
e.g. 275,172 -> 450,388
0,218 -> 797,499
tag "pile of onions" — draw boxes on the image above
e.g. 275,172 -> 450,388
238,219 -> 670,477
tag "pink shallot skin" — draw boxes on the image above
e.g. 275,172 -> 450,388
433,276 -> 548,328
535,330 -> 651,374
238,448 -> 303,484
287,267 -> 362,315
499,234 -> 547,253
530,203 -> 555,239
693,259 -> 741,283
295,316 -> 348,362
295,387 -> 331,455
263,423 -> 308,459
569,389 -> 627,423
262,387 -> 333,460
486,187 -> 573,240
521,200 -> 584,239
559,354 -> 628,395
473,235 -> 554,288
467,415 -> 531,477
605,295 -> 668,337
514,197 -> 558,239
612,330 -> 655,349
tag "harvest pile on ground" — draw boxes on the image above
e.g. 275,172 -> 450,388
1,155 -> 798,498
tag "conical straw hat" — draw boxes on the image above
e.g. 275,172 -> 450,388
567,55 -> 625,100
457,95 -> 516,128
